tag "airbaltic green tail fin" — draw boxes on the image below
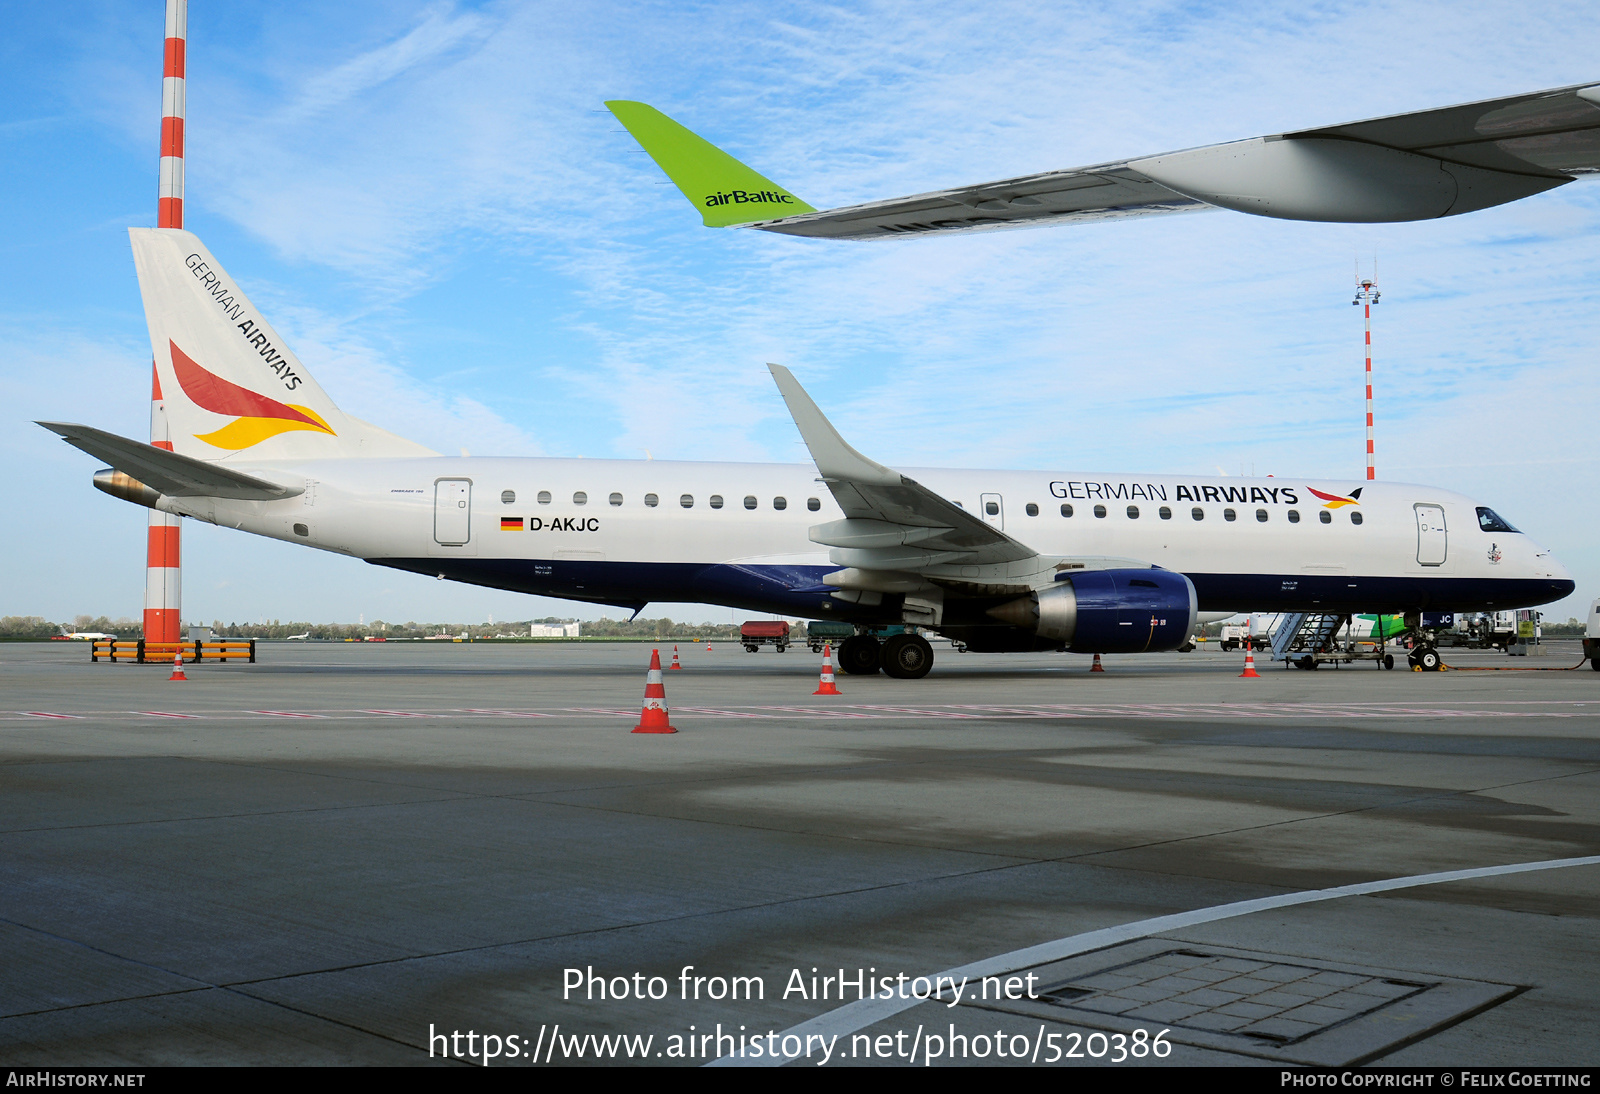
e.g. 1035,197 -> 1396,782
606,101 -> 815,227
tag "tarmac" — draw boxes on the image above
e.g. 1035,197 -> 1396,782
1,638 -> 1597,1067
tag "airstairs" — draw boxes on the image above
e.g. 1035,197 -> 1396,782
1269,613 -> 1347,664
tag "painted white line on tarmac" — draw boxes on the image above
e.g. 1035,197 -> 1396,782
709,853 -> 1600,1067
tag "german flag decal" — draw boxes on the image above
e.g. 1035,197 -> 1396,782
500,517 -> 524,531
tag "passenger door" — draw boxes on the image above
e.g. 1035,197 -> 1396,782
434,479 -> 473,546
1415,503 -> 1447,566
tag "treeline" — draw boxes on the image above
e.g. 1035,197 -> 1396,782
205,617 -> 784,640
0,615 -> 142,639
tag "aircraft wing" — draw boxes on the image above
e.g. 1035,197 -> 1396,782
767,365 -> 1035,569
610,83 -> 1600,240
38,421 -> 301,501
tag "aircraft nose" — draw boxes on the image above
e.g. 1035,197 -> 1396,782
1533,545 -> 1575,599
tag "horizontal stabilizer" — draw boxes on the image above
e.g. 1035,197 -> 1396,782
38,421 -> 301,500
606,101 -> 815,226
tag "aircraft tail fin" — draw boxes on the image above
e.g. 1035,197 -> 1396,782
605,101 -> 815,226
129,228 -> 436,461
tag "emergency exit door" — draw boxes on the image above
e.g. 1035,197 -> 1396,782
1415,503 -> 1447,566
980,493 -> 1005,531
435,479 -> 472,545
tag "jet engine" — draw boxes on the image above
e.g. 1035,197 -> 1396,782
986,568 -> 1197,653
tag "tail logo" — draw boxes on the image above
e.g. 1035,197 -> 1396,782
168,340 -> 336,449
1306,486 -> 1363,509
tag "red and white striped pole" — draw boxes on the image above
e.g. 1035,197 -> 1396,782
145,0 -> 186,651
1354,270 -> 1380,481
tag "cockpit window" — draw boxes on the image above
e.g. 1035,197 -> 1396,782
1476,507 -> 1519,533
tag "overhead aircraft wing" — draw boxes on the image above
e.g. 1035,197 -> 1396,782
38,421 -> 301,500
609,83 -> 1600,240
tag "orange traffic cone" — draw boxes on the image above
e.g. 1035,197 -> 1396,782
1239,640 -> 1261,678
705,639 -> 713,652
1090,653 -> 1105,673
632,648 -> 678,734
669,645 -> 682,670
813,643 -> 842,695
168,647 -> 188,682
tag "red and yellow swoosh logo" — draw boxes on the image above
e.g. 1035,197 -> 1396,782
169,341 -> 335,449
1306,486 -> 1362,509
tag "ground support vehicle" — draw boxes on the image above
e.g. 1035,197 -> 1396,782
1585,598 -> 1600,670
740,620 -> 790,653
1271,613 -> 1401,671
803,620 -> 855,653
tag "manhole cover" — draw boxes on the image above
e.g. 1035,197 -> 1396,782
963,940 -> 1519,1065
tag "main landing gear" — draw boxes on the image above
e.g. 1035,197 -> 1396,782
837,633 -> 935,679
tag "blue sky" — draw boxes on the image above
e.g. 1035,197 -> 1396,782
4,0 -> 1599,625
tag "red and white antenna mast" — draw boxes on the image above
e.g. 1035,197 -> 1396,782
145,0 -> 186,649
1352,261 -> 1380,481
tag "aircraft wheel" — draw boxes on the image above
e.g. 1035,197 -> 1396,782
881,634 -> 934,679
1417,647 -> 1442,671
838,635 -> 882,676
1590,658 -> 1600,672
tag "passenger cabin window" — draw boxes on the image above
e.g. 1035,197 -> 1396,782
609,493 -> 623,506
1061,504 -> 1074,518
1288,509 -> 1301,523
1191,507 -> 1204,521
808,497 -> 821,511
573,491 -> 587,506
1159,506 -> 1171,520
1350,511 -> 1364,525
680,494 -> 694,508
1223,508 -> 1237,522
710,495 -> 724,509
1026,503 -> 1039,516
744,495 -> 757,510
1127,505 -> 1139,519
1093,504 -> 1107,518
1319,510 -> 1332,524
773,497 -> 787,510
537,491 -> 552,505
1476,507 -> 1519,533
644,493 -> 659,508
501,490 -> 516,504
1255,508 -> 1268,522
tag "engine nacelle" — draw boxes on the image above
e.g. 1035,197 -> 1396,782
990,568 -> 1197,653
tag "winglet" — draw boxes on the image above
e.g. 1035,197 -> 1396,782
606,101 -> 815,227
766,365 -> 898,485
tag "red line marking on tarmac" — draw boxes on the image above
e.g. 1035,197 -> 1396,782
139,711 -> 199,719
462,709 -> 555,718
563,708 -> 638,717
675,707 -> 776,718
250,710 -> 325,719
358,710 -> 433,718
854,706 -> 984,719
21,712 -> 79,719
758,706 -> 879,719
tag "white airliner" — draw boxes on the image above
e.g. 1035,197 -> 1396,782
38,229 -> 1573,679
